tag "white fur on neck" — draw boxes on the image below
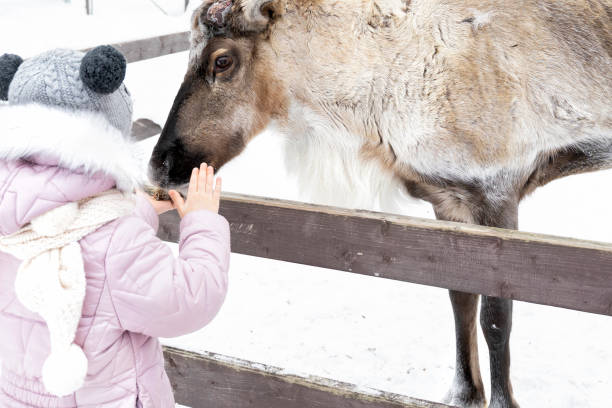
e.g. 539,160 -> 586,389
278,101 -> 421,213
0,104 -> 144,191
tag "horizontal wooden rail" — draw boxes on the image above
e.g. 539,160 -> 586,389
131,118 -> 162,140
163,346 -> 452,408
158,193 -> 612,316
83,31 -> 190,63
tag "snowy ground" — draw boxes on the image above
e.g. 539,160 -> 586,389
2,1 -> 612,407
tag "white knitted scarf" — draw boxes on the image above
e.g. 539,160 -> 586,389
0,190 -> 135,397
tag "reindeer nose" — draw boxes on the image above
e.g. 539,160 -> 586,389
147,151 -> 173,187
162,157 -> 172,172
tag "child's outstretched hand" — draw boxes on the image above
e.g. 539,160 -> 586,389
138,190 -> 174,215
169,163 -> 222,218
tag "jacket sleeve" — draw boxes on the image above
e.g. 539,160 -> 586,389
104,200 -> 231,338
132,193 -> 160,232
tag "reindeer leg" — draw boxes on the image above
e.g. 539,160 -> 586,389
444,290 -> 486,408
406,182 -> 520,407
481,296 -> 519,408
432,205 -> 486,408
478,202 -> 520,408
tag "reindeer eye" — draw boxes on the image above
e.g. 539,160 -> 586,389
214,55 -> 233,72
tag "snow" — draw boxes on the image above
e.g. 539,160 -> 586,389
2,1 -> 611,407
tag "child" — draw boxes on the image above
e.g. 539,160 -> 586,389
0,46 -> 230,407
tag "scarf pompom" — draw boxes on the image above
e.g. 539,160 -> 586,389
42,344 -> 88,396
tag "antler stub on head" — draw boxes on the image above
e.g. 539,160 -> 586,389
206,0 -> 233,29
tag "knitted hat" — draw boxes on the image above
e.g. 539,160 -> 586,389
0,46 -> 132,136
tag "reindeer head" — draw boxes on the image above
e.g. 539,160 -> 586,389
149,0 -> 288,189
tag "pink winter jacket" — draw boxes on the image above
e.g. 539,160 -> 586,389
0,105 -> 231,407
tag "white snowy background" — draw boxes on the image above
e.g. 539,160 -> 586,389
1,1 -> 611,407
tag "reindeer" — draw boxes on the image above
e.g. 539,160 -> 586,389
148,1 -> 612,406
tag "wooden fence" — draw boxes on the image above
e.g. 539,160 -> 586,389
158,193 -> 612,316
107,33 -> 611,407
163,347 -> 451,408
83,0 -> 192,16
83,31 -> 189,63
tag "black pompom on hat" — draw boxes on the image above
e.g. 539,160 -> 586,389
0,53 -> 23,101
80,45 -> 127,94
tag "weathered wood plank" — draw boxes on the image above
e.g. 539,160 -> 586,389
114,31 -> 189,63
131,118 -> 162,141
83,31 -> 190,63
158,193 -> 612,316
163,346 -> 453,408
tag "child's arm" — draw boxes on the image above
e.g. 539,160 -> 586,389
133,190 -> 172,231
104,164 -> 230,338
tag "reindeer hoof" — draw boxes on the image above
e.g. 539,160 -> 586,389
443,382 -> 487,408
488,396 -> 520,408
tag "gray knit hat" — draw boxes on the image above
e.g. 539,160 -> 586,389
0,46 -> 133,136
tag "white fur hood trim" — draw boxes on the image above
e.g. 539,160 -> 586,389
0,104 -> 145,191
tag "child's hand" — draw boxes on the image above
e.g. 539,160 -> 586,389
169,163 -> 222,218
137,190 -> 174,215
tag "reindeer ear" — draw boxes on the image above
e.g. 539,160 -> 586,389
80,45 -> 126,94
0,53 -> 23,101
231,0 -> 283,32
